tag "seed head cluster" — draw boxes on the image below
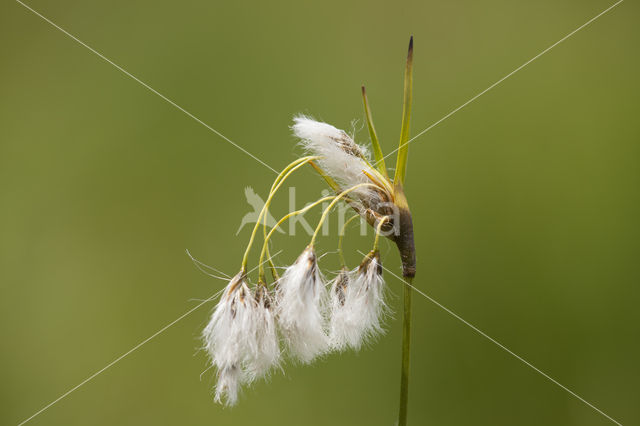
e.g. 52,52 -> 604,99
202,117 -> 395,406
200,38 -> 417,423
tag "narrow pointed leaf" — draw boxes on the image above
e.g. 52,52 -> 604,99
361,86 -> 388,178
394,36 -> 414,186
308,160 -> 340,191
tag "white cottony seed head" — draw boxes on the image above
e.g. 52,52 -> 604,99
202,272 -> 258,406
247,285 -> 281,380
330,251 -> 387,351
275,246 -> 329,363
292,116 -> 380,202
215,365 -> 241,406
328,267 -> 357,351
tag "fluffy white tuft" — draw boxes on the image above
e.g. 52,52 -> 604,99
247,286 -> 281,380
215,365 -> 241,406
292,116 -> 379,202
202,273 -> 258,406
328,267 -> 357,350
329,252 -> 388,350
275,246 -> 329,363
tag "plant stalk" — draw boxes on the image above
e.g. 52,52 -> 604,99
398,276 -> 413,426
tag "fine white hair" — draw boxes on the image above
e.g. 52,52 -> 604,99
202,273 -> 258,405
292,115 -> 380,204
215,365 -> 241,406
275,246 -> 329,363
328,267 -> 357,351
329,253 -> 388,351
247,286 -> 281,380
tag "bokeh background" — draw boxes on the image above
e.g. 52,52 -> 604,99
1,0 -> 639,425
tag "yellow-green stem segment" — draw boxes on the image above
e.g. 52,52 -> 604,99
262,156 -> 323,281
262,220 -> 279,282
338,214 -> 361,267
240,156 -> 320,273
258,196 -> 336,281
373,216 -> 390,251
309,183 -> 378,247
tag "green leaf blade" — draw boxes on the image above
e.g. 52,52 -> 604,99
394,36 -> 414,186
361,86 -> 388,178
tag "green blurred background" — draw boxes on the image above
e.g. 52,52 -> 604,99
1,0 -> 638,424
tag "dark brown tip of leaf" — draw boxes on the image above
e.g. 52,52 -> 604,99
407,36 -> 414,60
361,85 -> 366,95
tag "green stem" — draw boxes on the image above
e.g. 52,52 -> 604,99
258,195 -> 335,281
398,276 -> 413,426
372,216 -> 390,252
262,216 -> 279,282
240,156 -> 319,272
338,214 -> 360,267
309,183 -> 377,247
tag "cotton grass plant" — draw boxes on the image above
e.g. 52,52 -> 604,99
202,37 -> 417,425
